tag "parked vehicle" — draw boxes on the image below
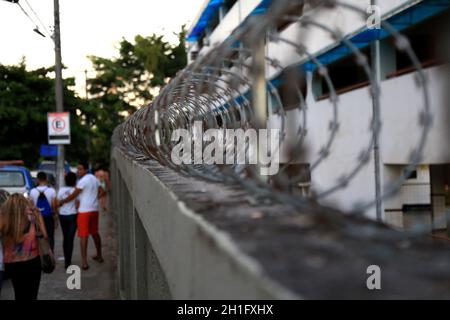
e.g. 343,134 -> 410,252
46,172 -> 57,187
38,160 -> 71,176
30,170 -> 38,186
0,164 -> 35,197
32,166 -> 58,187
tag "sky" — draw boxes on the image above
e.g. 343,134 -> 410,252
0,0 -> 205,96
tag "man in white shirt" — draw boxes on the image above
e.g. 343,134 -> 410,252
30,172 -> 57,251
58,162 -> 105,270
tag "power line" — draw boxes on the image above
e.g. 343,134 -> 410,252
14,1 -> 53,41
16,2 -> 45,36
16,2 -> 38,27
24,0 -> 52,37
2,0 -> 50,37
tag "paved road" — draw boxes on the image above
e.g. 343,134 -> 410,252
1,206 -> 118,300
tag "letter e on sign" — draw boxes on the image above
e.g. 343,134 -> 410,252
52,117 -> 65,132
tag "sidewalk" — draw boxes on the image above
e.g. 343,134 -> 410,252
1,205 -> 118,300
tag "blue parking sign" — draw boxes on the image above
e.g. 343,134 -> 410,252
40,144 -> 58,157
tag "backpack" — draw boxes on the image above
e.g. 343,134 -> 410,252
36,188 -> 52,217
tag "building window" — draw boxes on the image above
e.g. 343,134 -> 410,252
387,9 -> 449,79
190,51 -> 199,61
279,67 -> 307,111
198,31 -> 207,50
223,0 -> 237,15
405,169 -> 418,180
314,48 -> 371,101
208,10 -> 221,34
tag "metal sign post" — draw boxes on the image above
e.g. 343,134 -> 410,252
54,0 -> 65,189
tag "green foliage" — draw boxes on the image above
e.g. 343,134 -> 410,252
0,27 -> 187,170
0,62 -> 88,168
85,27 -> 187,168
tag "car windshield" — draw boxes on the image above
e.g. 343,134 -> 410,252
39,163 -> 56,172
39,162 -> 70,173
0,171 -> 25,187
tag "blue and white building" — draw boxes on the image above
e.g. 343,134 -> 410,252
186,0 -> 450,231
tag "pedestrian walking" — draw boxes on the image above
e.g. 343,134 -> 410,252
56,172 -> 79,269
30,172 -> 58,251
58,161 -> 105,270
95,168 -> 109,212
0,194 -> 48,300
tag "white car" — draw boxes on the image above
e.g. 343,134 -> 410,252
0,165 -> 35,198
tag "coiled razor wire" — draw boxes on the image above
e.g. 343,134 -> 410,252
113,0 -> 444,238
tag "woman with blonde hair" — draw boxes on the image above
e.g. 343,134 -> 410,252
0,193 -> 48,300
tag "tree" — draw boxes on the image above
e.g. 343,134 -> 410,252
0,28 -> 188,170
84,27 -> 188,168
0,60 -> 88,168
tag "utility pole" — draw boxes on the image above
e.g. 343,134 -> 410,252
371,0 -> 383,221
252,33 -> 269,180
54,0 -> 65,189
84,69 -> 89,100
85,69 -> 92,169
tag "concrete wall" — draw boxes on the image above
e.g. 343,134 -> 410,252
306,81 -> 379,217
110,146 -> 450,299
110,148 -> 298,300
381,65 -> 450,164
